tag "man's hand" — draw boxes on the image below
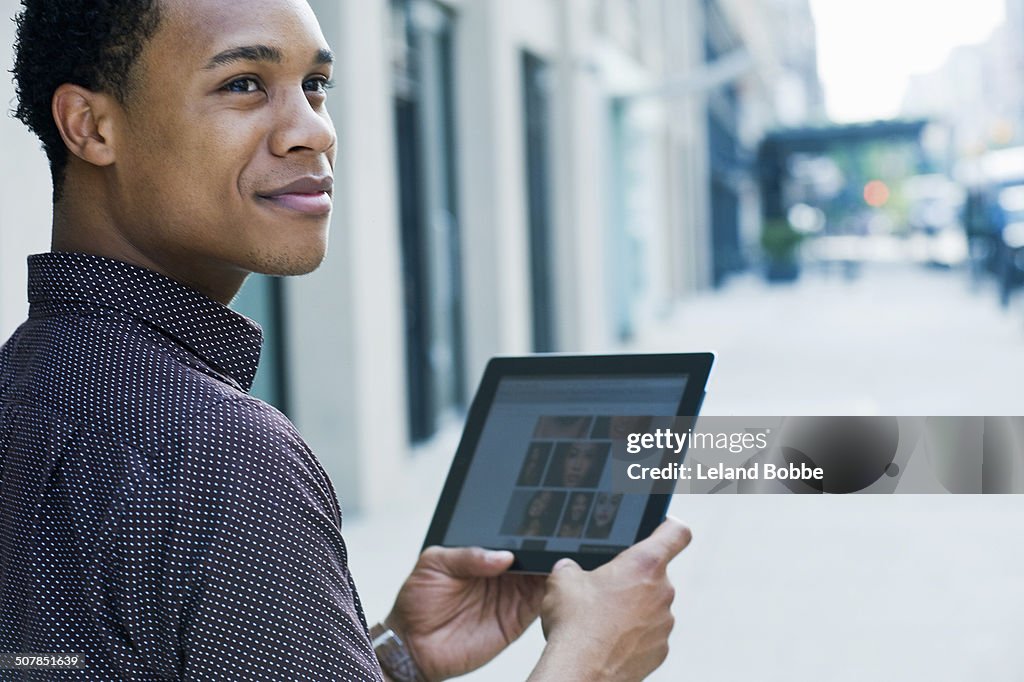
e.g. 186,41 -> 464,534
385,547 -> 545,681
528,517 -> 693,682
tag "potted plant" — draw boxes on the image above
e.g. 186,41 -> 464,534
760,218 -> 804,282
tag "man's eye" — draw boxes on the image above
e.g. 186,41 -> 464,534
223,78 -> 261,93
304,77 -> 334,95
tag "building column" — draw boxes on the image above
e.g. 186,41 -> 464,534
551,0 -> 616,351
454,0 -> 535,392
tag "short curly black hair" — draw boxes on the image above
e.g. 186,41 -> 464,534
11,0 -> 163,198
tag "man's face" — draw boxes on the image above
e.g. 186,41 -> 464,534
108,0 -> 336,281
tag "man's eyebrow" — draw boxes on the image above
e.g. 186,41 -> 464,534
315,48 -> 334,66
204,45 -> 284,70
203,45 -> 335,70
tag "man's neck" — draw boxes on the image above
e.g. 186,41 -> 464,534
51,198 -> 247,306
49,165 -> 252,305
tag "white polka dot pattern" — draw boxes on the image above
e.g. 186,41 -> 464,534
0,253 -> 384,680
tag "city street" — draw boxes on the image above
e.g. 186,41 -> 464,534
637,261 -> 1024,416
4,0 -> 1023,678
344,263 -> 1024,681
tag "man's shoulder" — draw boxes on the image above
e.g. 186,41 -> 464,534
1,307 -> 247,447
175,394 -> 342,530
0,310 -> 337,517
184,393 -> 300,450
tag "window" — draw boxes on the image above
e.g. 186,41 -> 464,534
392,0 -> 466,442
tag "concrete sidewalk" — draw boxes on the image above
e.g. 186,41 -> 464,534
343,265 -> 1024,681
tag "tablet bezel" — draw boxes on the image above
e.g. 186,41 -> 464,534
422,352 -> 714,573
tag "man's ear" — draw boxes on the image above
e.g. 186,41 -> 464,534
51,84 -> 119,168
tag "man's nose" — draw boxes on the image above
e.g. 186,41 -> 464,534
269,89 -> 336,158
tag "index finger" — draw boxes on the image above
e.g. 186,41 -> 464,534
621,516 -> 693,570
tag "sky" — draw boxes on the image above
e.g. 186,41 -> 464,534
810,0 -> 1006,123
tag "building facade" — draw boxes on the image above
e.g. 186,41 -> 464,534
0,0 -> 818,514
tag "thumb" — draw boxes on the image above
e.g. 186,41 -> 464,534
420,546 -> 514,578
551,557 -> 582,575
621,516 -> 693,571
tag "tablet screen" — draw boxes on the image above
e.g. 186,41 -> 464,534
442,373 -> 689,554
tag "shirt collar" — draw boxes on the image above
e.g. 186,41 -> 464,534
27,252 -> 264,392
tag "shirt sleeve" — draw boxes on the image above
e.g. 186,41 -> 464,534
171,396 -> 383,681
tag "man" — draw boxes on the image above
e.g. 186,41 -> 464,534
0,0 -> 692,679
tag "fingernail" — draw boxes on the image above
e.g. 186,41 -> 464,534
486,550 -> 511,563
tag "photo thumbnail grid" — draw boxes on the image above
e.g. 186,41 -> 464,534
501,415 -> 639,542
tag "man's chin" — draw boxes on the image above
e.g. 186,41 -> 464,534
247,242 -> 328,277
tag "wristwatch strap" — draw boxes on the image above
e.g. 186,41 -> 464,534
370,622 -> 427,682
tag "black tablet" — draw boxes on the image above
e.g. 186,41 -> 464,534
423,353 -> 714,573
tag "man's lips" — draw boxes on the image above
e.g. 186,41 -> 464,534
258,176 -> 333,215
261,192 -> 332,214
